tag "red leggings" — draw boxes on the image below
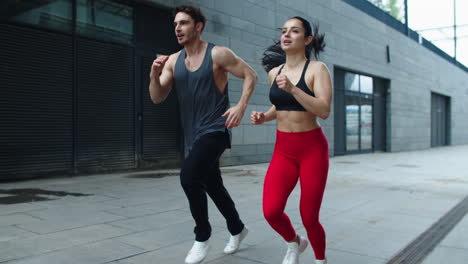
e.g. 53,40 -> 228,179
263,128 -> 329,260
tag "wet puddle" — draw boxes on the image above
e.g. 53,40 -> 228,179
0,188 -> 91,205
127,172 -> 179,179
127,169 -> 249,179
393,164 -> 419,168
336,161 -> 360,164
232,169 -> 256,176
221,169 -> 244,174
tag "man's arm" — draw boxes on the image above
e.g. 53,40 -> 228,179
251,68 -> 280,125
213,46 -> 258,128
149,54 -> 176,104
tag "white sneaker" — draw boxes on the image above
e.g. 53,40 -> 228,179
223,227 -> 249,254
282,235 -> 308,264
316,259 -> 327,264
185,241 -> 210,264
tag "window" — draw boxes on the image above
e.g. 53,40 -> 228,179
77,0 -> 133,44
345,73 -> 373,94
345,73 -> 360,92
360,75 -> 373,94
1,0 -> 73,32
367,0 -> 405,23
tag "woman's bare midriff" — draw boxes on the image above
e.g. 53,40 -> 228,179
276,110 -> 320,132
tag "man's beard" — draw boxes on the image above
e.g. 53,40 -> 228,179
179,31 -> 196,46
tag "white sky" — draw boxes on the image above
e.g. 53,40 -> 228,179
407,0 -> 468,66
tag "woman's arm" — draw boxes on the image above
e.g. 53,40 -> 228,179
276,61 -> 332,119
251,67 -> 280,125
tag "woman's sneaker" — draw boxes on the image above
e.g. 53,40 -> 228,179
282,235 -> 308,264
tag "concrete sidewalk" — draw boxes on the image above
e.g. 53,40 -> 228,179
1,145 -> 468,264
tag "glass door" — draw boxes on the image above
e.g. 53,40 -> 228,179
344,73 -> 374,152
345,96 -> 360,151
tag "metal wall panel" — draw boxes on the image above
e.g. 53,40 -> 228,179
141,56 -> 181,161
0,24 -> 73,179
76,38 -> 135,172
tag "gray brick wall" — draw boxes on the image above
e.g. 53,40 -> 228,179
145,0 -> 468,163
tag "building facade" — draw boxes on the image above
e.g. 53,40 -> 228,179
1,0 -> 467,180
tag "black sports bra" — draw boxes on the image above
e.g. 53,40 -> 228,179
269,60 -> 315,111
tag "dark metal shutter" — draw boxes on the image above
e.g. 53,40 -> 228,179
134,4 -> 182,168
0,24 -> 73,180
76,38 -> 134,172
141,56 -> 181,164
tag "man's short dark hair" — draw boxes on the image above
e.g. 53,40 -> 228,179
174,5 -> 206,32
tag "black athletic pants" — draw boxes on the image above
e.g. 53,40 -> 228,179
180,131 -> 244,242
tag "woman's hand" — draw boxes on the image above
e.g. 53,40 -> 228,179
276,74 -> 294,93
250,111 -> 266,125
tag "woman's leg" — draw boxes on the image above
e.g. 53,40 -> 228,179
263,151 -> 299,242
298,140 -> 329,260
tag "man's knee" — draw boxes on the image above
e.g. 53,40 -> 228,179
180,165 -> 203,189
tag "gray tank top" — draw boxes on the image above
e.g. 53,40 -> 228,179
174,42 -> 231,154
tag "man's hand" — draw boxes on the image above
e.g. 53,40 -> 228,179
276,74 -> 294,93
150,55 -> 169,78
149,54 -> 174,104
250,111 -> 265,125
222,104 -> 246,128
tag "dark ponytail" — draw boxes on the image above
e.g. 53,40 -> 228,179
309,21 -> 325,59
261,16 -> 326,72
261,40 -> 285,73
